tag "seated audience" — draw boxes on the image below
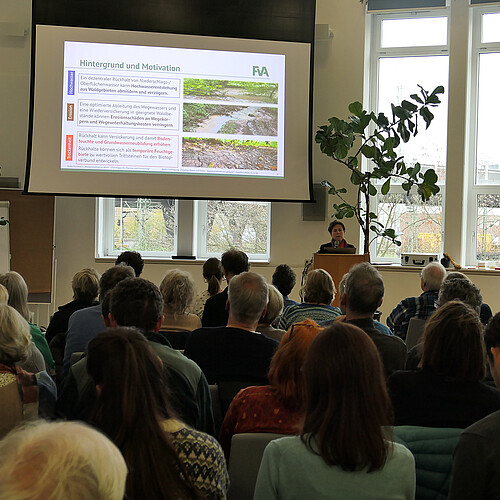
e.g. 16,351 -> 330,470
202,248 -> 249,327
58,277 -> 214,435
87,327 -> 228,500
0,283 -> 8,304
256,284 -> 287,342
63,264 -> 135,374
191,257 -> 223,318
0,305 -> 56,435
0,421 -> 127,500
388,301 -> 500,428
449,312 -> 500,499
278,269 -> 341,330
343,263 -> 406,377
115,249 -> 144,276
45,268 -> 100,344
387,261 -> 446,340
219,319 -> 322,458
0,271 -> 54,371
159,269 -> 201,333
185,272 -> 279,384
272,264 -> 298,308
405,273 -> 483,370
254,322 -> 415,500
320,272 -> 393,336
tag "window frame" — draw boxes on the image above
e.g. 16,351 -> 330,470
367,8 -> 450,262
96,198 -> 272,261
466,5 -> 500,265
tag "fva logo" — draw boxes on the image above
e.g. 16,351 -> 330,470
252,65 -> 269,77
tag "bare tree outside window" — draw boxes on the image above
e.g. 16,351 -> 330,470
113,198 -> 176,252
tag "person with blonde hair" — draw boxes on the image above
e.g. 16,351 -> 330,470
0,421 -> 127,500
45,268 -> 100,344
0,283 -> 8,305
0,272 -> 54,370
159,270 -> 201,348
257,284 -> 287,342
220,319 -> 322,458
278,269 -> 341,330
0,304 -> 56,436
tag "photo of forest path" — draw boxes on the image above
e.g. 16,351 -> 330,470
183,103 -> 278,135
182,138 -> 277,171
184,79 -> 279,104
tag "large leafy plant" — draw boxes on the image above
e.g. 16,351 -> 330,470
316,85 -> 444,256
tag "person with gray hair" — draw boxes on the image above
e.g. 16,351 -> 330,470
63,264 -> 135,374
438,276 -> 482,314
387,261 -> 446,340
257,284 -> 287,342
185,272 -> 279,384
343,263 -> 406,378
0,421 -> 127,500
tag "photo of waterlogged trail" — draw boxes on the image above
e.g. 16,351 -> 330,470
183,104 -> 278,136
184,79 -> 278,104
182,138 -> 277,171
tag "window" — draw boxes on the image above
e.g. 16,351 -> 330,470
368,11 -> 449,261
96,198 -> 271,260
468,6 -> 500,265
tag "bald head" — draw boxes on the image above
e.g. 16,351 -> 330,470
421,262 -> 446,292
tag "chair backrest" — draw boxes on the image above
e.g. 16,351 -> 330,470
209,384 -> 223,437
159,330 -> 191,350
228,433 -> 286,500
70,351 -> 84,366
217,380 -> 264,416
393,425 -> 463,500
406,318 -> 427,350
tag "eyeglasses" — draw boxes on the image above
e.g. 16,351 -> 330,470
288,322 -> 318,339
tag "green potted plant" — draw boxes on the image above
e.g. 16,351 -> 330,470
316,85 -> 444,257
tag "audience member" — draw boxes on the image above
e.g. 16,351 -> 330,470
272,264 -> 298,308
219,319 -> 322,459
58,278 -> 214,435
191,257 -> 223,318
449,312 -> 500,499
0,305 -> 56,434
0,283 -> 8,304
202,248 -> 249,327
405,273 -> 484,370
254,322 -> 415,500
256,284 -> 287,342
63,264 -> 135,374
387,261 -> 446,339
46,268 -> 100,344
444,271 -> 492,324
388,301 -> 500,428
320,272 -> 393,335
0,421 -> 127,500
343,263 -> 406,377
0,271 -> 54,370
87,327 -> 228,500
115,250 -> 144,277
278,269 -> 341,330
159,269 -> 201,333
185,272 -> 279,384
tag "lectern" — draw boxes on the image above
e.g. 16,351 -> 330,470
312,253 -> 370,307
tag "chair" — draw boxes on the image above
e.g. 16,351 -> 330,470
406,318 -> 427,350
209,384 -> 223,437
393,425 -> 463,500
217,380 -> 264,417
158,330 -> 192,350
70,351 -> 84,366
228,433 -> 286,500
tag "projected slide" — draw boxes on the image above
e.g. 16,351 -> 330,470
61,41 -> 285,177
